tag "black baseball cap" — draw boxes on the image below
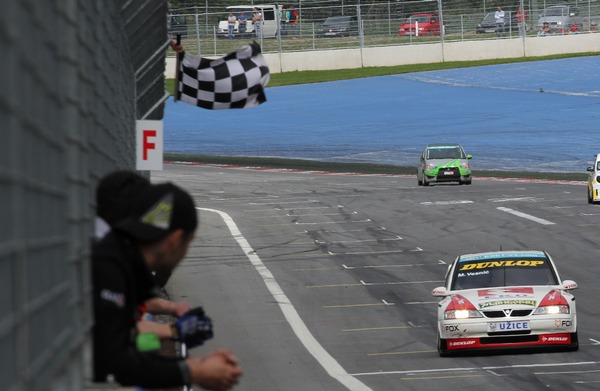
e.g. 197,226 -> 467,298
113,182 -> 198,243
96,170 -> 151,226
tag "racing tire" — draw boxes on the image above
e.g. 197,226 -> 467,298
423,178 -> 430,187
588,189 -> 593,204
417,177 -> 423,186
437,333 -> 450,357
568,332 -> 579,351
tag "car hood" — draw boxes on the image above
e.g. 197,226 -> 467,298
426,159 -> 465,168
452,286 -> 559,310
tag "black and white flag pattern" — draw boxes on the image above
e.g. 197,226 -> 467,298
176,42 -> 270,110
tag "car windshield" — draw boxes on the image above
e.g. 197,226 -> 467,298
482,11 -> 512,23
426,146 -> 465,159
543,7 -> 575,16
451,255 -> 559,290
324,16 -> 352,26
407,15 -> 431,23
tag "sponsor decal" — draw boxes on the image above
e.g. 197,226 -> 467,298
460,260 -> 544,270
445,324 -> 460,332
448,339 -> 478,348
541,335 -> 570,343
555,319 -> 573,328
478,287 -> 534,299
100,289 -> 125,308
479,299 -> 536,308
460,253 -> 547,262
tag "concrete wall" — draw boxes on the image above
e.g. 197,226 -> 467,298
165,33 -> 600,76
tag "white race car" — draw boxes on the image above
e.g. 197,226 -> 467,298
432,250 -> 578,356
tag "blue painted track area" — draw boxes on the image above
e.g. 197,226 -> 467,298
165,56 -> 600,172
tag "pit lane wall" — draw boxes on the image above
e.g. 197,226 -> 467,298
165,34 -> 600,75
2,1 -> 169,390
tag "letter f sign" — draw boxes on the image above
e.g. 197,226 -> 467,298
136,120 -> 163,170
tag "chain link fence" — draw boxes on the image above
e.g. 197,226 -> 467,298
1,0 -> 168,389
167,0 -> 600,57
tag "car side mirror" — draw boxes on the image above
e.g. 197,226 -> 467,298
467,154 -> 473,159
432,286 -> 448,297
562,280 -> 577,290
587,166 -> 594,172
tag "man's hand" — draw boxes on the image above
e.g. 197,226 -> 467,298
144,297 -> 190,317
172,307 -> 214,348
187,350 -> 242,391
170,39 -> 184,53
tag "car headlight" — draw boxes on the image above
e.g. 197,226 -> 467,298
533,305 -> 570,315
425,164 -> 436,170
445,309 -> 482,320
461,163 -> 471,169
443,294 -> 483,320
533,289 -> 571,315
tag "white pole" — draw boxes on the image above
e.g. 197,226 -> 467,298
415,20 -> 419,36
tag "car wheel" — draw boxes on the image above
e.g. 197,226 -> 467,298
437,333 -> 450,357
568,332 -> 579,351
588,189 -> 593,204
423,177 -> 430,186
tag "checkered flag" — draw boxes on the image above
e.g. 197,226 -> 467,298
175,42 -> 270,110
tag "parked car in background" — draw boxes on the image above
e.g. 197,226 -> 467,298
217,4 -> 281,38
318,15 -> 358,37
398,13 -> 443,36
476,11 -> 522,34
536,5 -> 583,34
587,154 -> 600,203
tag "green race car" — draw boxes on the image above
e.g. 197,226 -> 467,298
417,143 -> 472,186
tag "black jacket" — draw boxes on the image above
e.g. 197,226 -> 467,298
92,232 -> 189,387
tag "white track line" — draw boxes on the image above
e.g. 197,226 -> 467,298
198,207 -> 372,391
496,207 -> 556,225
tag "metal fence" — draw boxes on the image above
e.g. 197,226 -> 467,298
1,0 -> 168,389
168,0 -> 600,57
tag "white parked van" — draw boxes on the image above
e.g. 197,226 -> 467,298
217,4 -> 281,38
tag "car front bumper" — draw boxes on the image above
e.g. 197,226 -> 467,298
589,181 -> 600,201
425,167 -> 471,182
439,315 -> 576,351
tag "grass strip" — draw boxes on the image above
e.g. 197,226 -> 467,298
165,52 -> 600,92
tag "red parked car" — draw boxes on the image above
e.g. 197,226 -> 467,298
398,13 -> 443,36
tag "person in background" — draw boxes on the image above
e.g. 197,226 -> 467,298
538,22 -> 552,36
494,6 -> 506,37
252,7 -> 263,38
227,12 -> 237,39
92,178 -> 242,390
289,5 -> 299,39
238,11 -> 248,34
280,5 -> 288,36
570,22 -> 580,34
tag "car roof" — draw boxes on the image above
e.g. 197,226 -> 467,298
426,143 -> 462,148
457,250 -> 547,262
